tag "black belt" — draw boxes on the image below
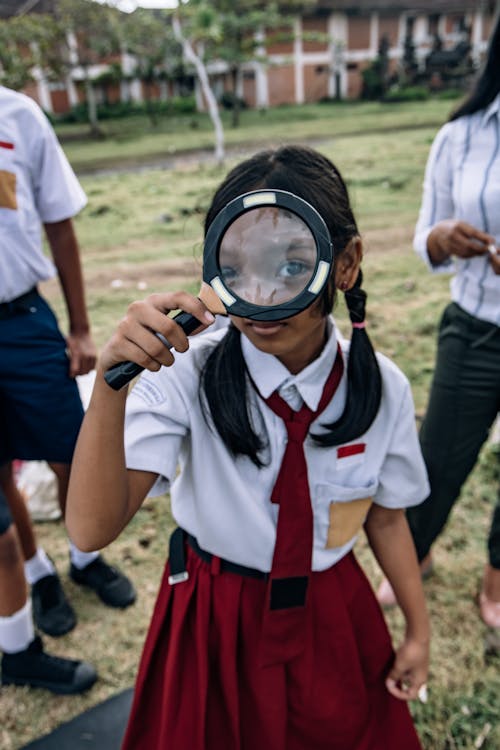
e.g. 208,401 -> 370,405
168,527 -> 269,584
0,288 -> 39,320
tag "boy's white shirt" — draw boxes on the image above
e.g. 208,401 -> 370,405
0,86 -> 87,302
125,320 -> 429,572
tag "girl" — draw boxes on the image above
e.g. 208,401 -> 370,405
66,146 -> 430,750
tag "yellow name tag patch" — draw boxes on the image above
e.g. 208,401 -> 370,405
326,497 -> 373,549
0,170 -> 17,210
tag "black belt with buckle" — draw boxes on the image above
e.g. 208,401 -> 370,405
168,527 -> 269,584
0,288 -> 38,320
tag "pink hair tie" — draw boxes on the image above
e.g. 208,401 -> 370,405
352,322 -> 366,329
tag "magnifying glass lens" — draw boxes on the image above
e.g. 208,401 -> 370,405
218,207 -> 317,307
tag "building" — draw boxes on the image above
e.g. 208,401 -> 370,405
229,0 -> 499,107
1,0 -> 499,114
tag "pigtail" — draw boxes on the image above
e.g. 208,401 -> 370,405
200,326 -> 267,467
313,270 -> 382,446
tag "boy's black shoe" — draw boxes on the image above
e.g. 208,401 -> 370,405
1,636 -> 97,694
69,555 -> 136,609
32,573 -> 77,636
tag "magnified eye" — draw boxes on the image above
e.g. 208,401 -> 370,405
220,265 -> 239,283
277,259 -> 313,279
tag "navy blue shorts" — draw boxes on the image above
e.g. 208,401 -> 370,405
0,290 -> 84,465
0,485 -> 12,535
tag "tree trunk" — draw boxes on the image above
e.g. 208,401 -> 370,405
230,66 -> 240,129
172,14 -> 225,164
84,72 -> 101,138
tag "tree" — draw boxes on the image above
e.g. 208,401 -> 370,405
119,8 -> 182,126
0,13 -> 62,91
172,11 -> 225,163
180,0 -> 310,128
54,0 -> 122,136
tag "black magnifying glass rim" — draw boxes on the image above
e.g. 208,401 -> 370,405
203,189 -> 334,321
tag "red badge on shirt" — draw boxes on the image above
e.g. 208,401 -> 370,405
0,141 -> 14,150
337,443 -> 366,467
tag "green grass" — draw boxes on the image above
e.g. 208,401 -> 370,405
2,98 -> 500,749
57,98 -> 458,173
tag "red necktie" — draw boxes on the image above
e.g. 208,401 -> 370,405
259,348 -> 344,665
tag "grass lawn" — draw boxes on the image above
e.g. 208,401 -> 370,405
57,97 -> 458,174
1,98 -> 499,749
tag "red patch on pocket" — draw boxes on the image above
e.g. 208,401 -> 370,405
0,141 -> 14,150
337,443 -> 366,459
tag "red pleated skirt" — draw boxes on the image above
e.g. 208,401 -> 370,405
121,545 -> 422,750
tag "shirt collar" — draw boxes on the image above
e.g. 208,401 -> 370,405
480,93 -> 500,126
241,317 -> 340,412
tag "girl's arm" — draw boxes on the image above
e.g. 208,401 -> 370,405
65,291 -> 215,552
364,505 -> 430,701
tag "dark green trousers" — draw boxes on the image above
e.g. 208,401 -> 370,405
407,303 -> 500,569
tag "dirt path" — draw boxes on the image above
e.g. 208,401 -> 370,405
75,121 -> 442,177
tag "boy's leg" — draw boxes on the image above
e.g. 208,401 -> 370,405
0,462 -> 76,637
1,293 -> 136,611
48,461 -> 136,609
0,490 -> 96,694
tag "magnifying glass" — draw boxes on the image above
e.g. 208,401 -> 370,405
105,189 -> 333,390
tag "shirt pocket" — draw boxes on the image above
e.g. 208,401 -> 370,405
313,481 -> 376,549
0,169 -> 17,211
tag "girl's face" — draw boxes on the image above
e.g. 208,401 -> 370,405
230,302 -> 328,375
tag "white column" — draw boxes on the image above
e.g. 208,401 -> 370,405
328,13 -> 348,99
66,75 -> 79,107
159,80 -> 168,102
471,10 -> 483,66
30,44 -> 52,112
294,17 -> 304,105
254,28 -> 269,108
129,79 -> 143,103
370,12 -> 379,56
36,75 -> 52,112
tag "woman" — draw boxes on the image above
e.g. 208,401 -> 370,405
377,15 -> 500,628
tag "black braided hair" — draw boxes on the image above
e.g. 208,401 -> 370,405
200,146 -> 382,464
312,269 -> 382,446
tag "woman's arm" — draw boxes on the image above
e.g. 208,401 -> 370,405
414,124 -> 494,267
365,505 -> 430,701
65,291 -> 215,551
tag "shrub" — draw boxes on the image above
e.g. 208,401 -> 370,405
220,91 -> 247,110
382,85 -> 430,102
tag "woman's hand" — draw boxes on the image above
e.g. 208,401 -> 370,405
427,220 -> 495,265
99,291 -> 215,373
385,636 -> 429,702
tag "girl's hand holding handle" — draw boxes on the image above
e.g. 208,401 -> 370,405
101,292 -> 215,389
385,636 -> 429,702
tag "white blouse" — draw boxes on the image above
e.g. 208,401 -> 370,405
414,93 -> 500,325
125,322 -> 429,572
0,86 -> 87,303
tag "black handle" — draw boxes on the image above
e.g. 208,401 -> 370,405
104,310 -> 201,391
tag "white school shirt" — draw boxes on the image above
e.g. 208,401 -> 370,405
0,86 -> 87,303
414,93 -> 500,325
125,322 -> 429,572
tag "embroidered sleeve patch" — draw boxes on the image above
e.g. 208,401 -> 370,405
326,496 -> 373,548
0,170 -> 17,210
131,379 -> 166,406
